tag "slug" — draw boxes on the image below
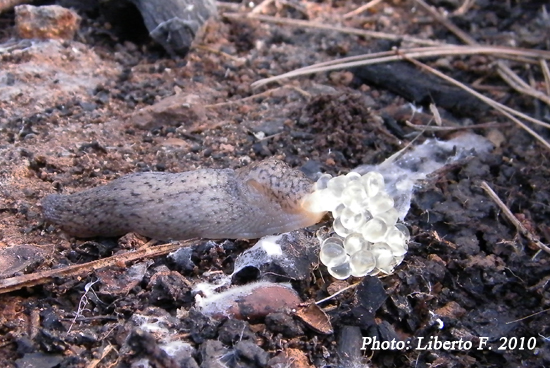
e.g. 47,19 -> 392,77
42,159 -> 325,240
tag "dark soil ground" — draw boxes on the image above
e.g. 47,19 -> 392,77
1,0 -> 550,367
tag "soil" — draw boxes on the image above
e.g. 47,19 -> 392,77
1,0 -> 550,367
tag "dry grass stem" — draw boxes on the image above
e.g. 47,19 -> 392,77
415,0 -> 550,113
405,57 -> 550,151
85,344 -> 115,368
404,121 -> 507,131
204,87 -> 283,108
252,45 -> 550,89
540,59 -> 550,97
480,181 -> 550,255
453,0 -> 476,16
222,12 -> 442,46
414,0 -> 477,45
316,281 -> 361,304
343,0 -> 384,19
0,241 -> 193,294
497,61 -> 550,106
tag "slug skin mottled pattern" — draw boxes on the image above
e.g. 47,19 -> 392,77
42,159 -> 325,240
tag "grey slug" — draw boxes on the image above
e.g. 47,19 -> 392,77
42,159 -> 325,240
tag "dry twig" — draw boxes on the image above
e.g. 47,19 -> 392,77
411,59 -> 550,146
0,241 -> 194,294
414,0 -> 550,108
222,12 -> 442,46
480,181 -> 550,255
404,57 -> 550,151
251,45 -> 550,89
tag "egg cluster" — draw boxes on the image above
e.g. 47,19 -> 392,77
303,171 -> 410,279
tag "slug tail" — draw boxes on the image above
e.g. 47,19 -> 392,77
41,194 -> 67,225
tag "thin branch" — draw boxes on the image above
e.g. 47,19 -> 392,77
222,12 -> 442,46
497,61 -> 550,107
0,241 -> 194,294
413,0 -> 477,45
405,57 -> 550,150
480,181 -> 550,255
404,121 -> 508,131
316,281 -> 362,304
252,45 -> 550,89
415,0 -> 550,109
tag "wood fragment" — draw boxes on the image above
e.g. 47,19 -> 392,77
0,241 -> 194,294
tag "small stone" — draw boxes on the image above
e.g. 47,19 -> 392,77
15,5 -> 81,40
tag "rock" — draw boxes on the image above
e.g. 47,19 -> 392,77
218,320 -> 255,345
234,340 -> 268,367
96,263 -> 148,297
15,352 -> 63,368
267,348 -> 313,368
197,282 -> 302,320
199,340 -> 229,368
0,245 -> 48,278
147,270 -> 193,305
130,0 -> 217,57
337,326 -> 363,366
265,313 -> 304,338
15,5 -> 80,40
128,93 -> 207,130
232,232 -> 318,285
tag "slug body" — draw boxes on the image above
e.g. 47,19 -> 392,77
42,159 -> 325,240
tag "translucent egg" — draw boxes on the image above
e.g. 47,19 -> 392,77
386,226 -> 408,250
361,218 -> 388,243
320,237 -> 346,267
315,173 -> 333,191
370,242 -> 393,272
332,203 -> 346,218
394,223 -> 411,241
345,171 -> 362,182
344,233 -> 370,254
350,250 -> 376,277
328,256 -> 352,279
368,193 -> 395,214
361,172 -> 385,197
340,208 -> 366,232
376,252 -> 395,274
327,175 -> 348,196
387,240 -> 408,257
371,242 -> 391,253
362,209 -> 373,222
342,182 -> 367,212
377,207 -> 399,226
333,217 -> 353,237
